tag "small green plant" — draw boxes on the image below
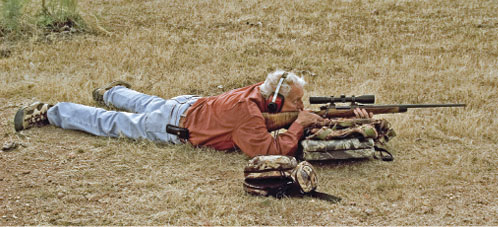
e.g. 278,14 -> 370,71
1,0 -> 87,39
0,0 -> 25,34
37,0 -> 85,33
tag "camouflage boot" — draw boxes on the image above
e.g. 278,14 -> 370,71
14,102 -> 53,131
92,81 -> 131,106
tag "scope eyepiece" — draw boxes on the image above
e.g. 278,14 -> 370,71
309,95 -> 375,104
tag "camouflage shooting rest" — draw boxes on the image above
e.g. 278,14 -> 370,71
301,140 -> 375,161
243,155 -> 317,198
300,118 -> 396,161
243,155 -> 341,202
244,155 -> 297,180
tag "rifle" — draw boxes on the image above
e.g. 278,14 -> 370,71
262,95 -> 466,131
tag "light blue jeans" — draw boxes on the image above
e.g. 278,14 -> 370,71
47,86 -> 200,144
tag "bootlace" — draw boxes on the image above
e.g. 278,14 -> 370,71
27,107 -> 49,126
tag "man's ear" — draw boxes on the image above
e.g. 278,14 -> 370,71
267,72 -> 288,113
267,93 -> 285,113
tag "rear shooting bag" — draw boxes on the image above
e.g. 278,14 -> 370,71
243,155 -> 317,198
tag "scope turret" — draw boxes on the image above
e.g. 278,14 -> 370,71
309,95 -> 375,104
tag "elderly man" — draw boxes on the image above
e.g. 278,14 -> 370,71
14,70 -> 371,157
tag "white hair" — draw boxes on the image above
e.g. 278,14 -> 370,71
259,70 -> 306,98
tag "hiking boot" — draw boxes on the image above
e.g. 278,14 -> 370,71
92,81 -> 131,106
14,102 -> 53,131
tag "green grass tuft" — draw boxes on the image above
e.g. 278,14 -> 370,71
0,0 -> 86,40
37,0 -> 85,33
0,0 -> 25,34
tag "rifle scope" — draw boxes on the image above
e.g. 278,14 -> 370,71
309,95 -> 375,104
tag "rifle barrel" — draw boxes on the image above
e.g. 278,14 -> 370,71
358,104 -> 467,108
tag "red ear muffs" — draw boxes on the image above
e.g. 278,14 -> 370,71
267,93 -> 285,113
267,72 -> 288,113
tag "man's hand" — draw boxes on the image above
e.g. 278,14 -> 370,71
295,110 -> 329,128
353,108 -> 374,119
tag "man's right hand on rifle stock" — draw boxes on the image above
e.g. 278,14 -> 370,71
295,110 -> 327,128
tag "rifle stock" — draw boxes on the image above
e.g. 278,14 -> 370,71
262,104 -> 465,131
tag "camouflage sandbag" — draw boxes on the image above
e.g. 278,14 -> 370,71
243,155 -> 318,198
300,118 -> 396,161
306,125 -> 378,140
244,155 -> 297,180
306,118 -> 396,142
301,139 -> 375,161
302,138 -> 375,152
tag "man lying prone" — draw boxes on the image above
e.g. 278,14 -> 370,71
14,70 -> 372,157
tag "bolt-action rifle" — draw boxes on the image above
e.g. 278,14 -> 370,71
262,95 -> 466,131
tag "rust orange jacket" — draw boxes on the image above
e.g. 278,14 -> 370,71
183,82 -> 304,157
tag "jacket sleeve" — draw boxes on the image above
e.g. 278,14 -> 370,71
231,114 -> 304,158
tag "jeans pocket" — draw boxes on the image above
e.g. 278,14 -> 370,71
171,95 -> 200,104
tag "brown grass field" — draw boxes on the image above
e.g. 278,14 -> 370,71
1,0 -> 497,225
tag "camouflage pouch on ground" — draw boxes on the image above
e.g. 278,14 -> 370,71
243,155 -> 317,198
300,118 -> 396,161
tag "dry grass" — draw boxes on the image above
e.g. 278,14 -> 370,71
1,0 -> 497,225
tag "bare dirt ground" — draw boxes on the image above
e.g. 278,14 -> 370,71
1,0 -> 497,225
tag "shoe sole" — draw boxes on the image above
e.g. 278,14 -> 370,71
92,81 -> 131,105
14,105 -> 28,131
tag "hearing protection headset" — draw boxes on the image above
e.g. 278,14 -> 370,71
267,72 -> 288,113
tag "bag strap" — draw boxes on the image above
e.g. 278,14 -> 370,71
373,145 -> 394,162
279,189 -> 342,203
307,191 -> 342,203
